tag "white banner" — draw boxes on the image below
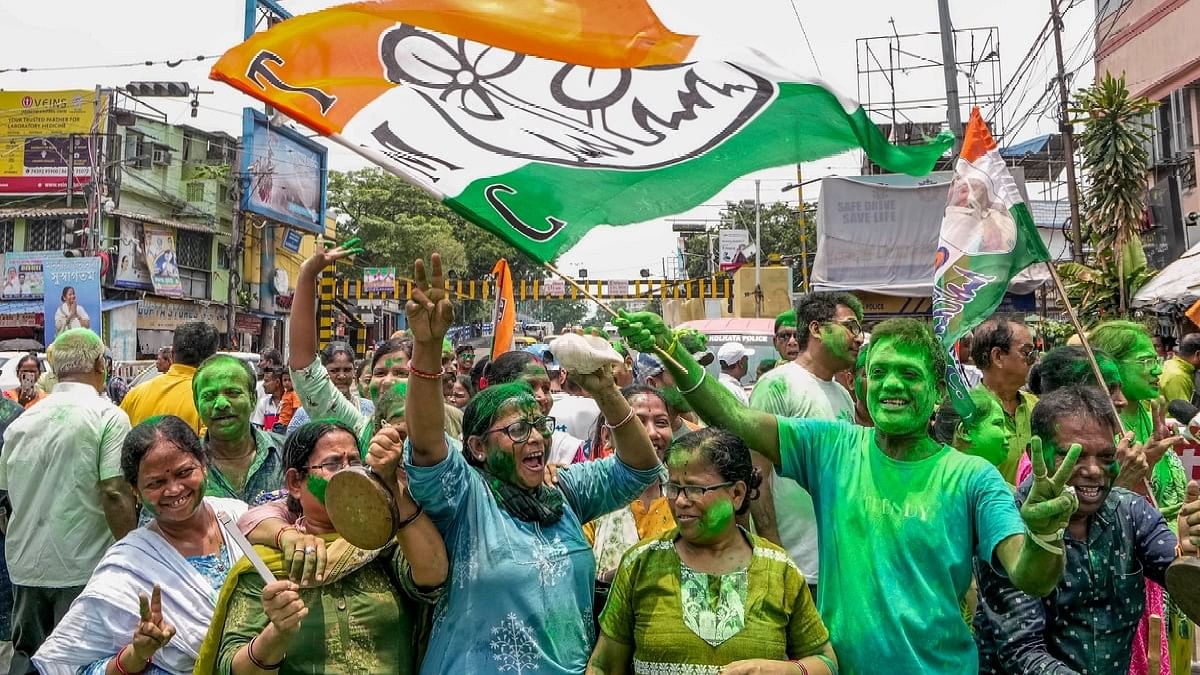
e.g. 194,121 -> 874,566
718,229 -> 752,271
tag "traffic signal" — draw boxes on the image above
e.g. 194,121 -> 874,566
124,82 -> 191,97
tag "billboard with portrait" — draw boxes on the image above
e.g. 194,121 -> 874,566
114,218 -> 153,290
241,109 -> 327,234
143,228 -> 183,297
1,251 -> 63,300
0,90 -> 108,195
42,257 -> 101,345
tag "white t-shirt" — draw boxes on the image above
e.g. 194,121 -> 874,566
550,430 -> 584,466
550,395 -> 601,441
719,372 -> 750,405
251,393 -> 281,427
749,361 -> 855,584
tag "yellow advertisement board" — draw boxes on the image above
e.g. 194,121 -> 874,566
0,90 -> 107,194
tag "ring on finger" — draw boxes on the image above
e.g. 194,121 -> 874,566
304,546 -> 316,554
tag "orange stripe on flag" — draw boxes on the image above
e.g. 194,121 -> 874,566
1186,297 -> 1200,328
491,258 -> 516,361
959,107 -> 998,163
211,0 -> 696,135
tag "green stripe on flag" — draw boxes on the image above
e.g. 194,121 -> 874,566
446,82 -> 953,263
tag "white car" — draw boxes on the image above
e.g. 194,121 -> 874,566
0,352 -> 48,392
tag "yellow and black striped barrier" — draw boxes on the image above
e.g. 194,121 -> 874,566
321,276 -> 733,302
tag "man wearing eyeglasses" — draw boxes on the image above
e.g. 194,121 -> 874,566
747,292 -> 865,598
972,318 -> 1039,485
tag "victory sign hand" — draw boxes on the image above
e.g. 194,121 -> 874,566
1113,431 -> 1150,491
1020,436 -> 1081,536
405,254 -> 454,344
130,585 -> 176,663
614,310 -> 672,354
1145,398 -> 1183,469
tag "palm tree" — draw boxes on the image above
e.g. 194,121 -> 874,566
1062,73 -> 1159,315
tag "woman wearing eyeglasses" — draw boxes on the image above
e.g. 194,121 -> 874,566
404,254 -> 663,675
589,428 -> 836,675
197,419 -> 446,674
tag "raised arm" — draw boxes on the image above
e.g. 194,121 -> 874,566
405,254 -> 454,467
615,311 -> 780,464
568,364 -> 658,471
287,239 -> 361,372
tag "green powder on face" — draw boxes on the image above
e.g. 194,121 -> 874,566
485,446 -> 520,484
698,497 -> 735,538
306,474 -> 329,505
821,324 -> 853,362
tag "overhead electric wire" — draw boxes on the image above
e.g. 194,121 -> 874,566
0,54 -> 220,75
787,0 -> 823,77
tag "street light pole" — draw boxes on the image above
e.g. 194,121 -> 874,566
754,179 -> 763,317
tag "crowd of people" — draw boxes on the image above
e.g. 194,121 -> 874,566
0,244 -> 1198,674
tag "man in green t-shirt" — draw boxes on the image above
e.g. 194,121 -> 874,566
616,312 -> 1079,675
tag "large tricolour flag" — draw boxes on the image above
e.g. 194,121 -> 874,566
211,0 -> 952,263
933,108 -> 1051,422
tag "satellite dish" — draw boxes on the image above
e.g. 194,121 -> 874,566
272,268 -> 289,295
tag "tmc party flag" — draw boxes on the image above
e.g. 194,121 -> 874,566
491,258 -> 516,361
211,0 -> 952,264
933,108 -> 1051,422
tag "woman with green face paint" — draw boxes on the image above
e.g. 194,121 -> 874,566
933,388 -> 1012,468
200,419 -> 445,674
35,416 -> 251,675
1090,322 -> 1190,675
590,428 -> 837,675
403,253 -> 663,675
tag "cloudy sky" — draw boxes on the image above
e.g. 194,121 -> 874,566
0,0 -> 1097,278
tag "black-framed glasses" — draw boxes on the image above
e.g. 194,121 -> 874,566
828,318 -> 863,337
775,329 -> 799,342
486,416 -> 555,443
663,481 -> 735,501
307,454 -> 362,473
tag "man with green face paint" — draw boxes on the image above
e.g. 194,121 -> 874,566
192,354 -> 285,505
746,292 -> 864,597
974,385 -> 1200,675
616,311 -> 1080,675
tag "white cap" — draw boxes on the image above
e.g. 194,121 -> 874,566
717,341 -> 755,366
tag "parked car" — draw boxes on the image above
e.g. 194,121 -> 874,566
0,352 -> 48,392
676,318 -> 776,387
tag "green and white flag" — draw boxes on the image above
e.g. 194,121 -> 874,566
933,108 -> 1051,421
212,0 -> 952,262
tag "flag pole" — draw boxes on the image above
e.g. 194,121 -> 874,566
542,262 -> 688,373
1043,260 -> 1157,507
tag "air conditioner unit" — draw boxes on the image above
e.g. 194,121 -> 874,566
152,147 -> 171,166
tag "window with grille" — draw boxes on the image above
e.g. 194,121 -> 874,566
0,222 -> 13,253
177,230 -> 212,299
26,219 -> 65,251
186,182 -> 205,202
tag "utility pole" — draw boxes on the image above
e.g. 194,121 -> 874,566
228,175 -> 244,349
1050,0 -> 1085,263
754,179 -> 763,318
936,0 -> 964,154
796,164 -> 810,292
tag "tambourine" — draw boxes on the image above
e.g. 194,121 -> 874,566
325,466 -> 399,551
1166,558 -> 1200,623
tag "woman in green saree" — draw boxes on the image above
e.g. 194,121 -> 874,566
589,428 -> 837,675
194,419 -> 446,674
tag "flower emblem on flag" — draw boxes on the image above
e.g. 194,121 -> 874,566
374,24 -> 776,173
